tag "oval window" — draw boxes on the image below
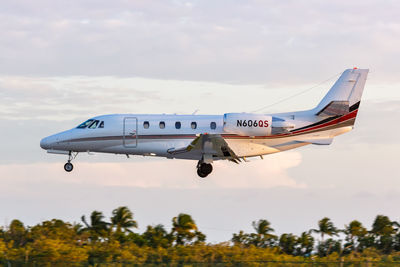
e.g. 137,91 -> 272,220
143,121 -> 150,129
191,122 -> 197,129
210,122 -> 216,130
159,121 -> 165,129
175,121 -> 181,129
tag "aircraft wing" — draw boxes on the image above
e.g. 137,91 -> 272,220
167,134 -> 241,163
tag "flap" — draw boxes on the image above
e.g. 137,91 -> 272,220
167,134 -> 240,163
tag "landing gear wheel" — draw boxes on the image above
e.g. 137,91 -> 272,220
196,162 -> 213,178
197,169 -> 208,178
64,162 -> 73,172
200,163 -> 213,175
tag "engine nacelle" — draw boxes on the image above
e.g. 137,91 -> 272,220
223,113 -> 272,136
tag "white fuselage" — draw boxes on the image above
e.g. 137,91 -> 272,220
39,68 -> 368,176
40,111 -> 353,161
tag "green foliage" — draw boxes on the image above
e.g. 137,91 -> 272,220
81,210 -> 110,241
0,210 -> 400,265
371,215 -> 398,253
279,233 -> 297,255
142,224 -> 172,248
111,206 -> 138,234
231,219 -> 277,248
171,213 -> 205,246
311,217 -> 339,242
296,231 -> 314,256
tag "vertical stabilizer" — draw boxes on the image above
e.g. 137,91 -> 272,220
315,68 -> 369,114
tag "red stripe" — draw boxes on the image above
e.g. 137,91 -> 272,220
221,109 -> 358,139
291,109 -> 357,135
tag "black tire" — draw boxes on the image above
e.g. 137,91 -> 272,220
64,162 -> 73,172
197,168 -> 208,178
200,163 -> 213,175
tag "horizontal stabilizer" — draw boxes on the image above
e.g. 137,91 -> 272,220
316,101 -> 349,117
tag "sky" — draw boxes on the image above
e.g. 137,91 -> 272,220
0,0 -> 400,243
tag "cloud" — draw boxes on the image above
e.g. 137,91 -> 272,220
2,72 -> 399,122
0,1 -> 399,83
0,152 -> 304,189
0,75 -> 317,120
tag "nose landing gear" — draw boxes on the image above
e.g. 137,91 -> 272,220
64,151 -> 77,172
197,161 -> 213,178
64,162 -> 73,172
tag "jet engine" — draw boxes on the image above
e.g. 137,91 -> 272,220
223,113 -> 272,136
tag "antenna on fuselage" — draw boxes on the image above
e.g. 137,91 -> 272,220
192,109 -> 199,115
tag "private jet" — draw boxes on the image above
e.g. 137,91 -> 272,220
40,68 -> 368,177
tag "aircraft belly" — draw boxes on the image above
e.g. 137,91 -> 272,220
96,138 -> 194,158
224,139 -> 277,157
65,127 -> 352,159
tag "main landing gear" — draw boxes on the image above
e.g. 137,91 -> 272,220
197,161 -> 213,178
64,151 -> 77,172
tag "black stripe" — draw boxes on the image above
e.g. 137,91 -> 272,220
349,101 -> 360,112
291,101 -> 360,133
291,116 -> 339,132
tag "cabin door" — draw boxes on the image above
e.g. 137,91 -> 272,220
123,117 -> 138,148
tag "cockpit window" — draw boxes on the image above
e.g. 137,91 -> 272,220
77,119 -> 94,129
99,121 -> 104,128
88,120 -> 100,129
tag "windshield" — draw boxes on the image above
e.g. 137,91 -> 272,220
76,119 -> 94,129
88,120 -> 100,129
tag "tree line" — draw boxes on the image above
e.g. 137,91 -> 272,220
1,206 -> 400,265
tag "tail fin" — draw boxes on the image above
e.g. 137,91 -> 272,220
315,68 -> 369,116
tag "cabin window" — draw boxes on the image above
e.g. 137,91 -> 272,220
159,121 -> 165,129
76,119 -> 94,129
175,121 -> 181,129
143,121 -> 150,129
191,122 -> 197,129
99,121 -> 104,128
210,122 -> 216,130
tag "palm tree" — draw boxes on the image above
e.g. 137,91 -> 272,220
6,220 -> 27,247
279,233 -> 297,255
232,230 -> 250,247
252,219 -> 274,236
250,219 -> 277,247
171,213 -> 204,245
371,215 -> 398,253
311,217 -> 339,242
371,215 -> 396,237
344,220 -> 367,252
142,224 -> 171,248
296,232 -> 314,256
110,206 -> 138,235
81,210 -> 109,241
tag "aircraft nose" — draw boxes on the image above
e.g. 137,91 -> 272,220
40,136 -> 51,150
40,135 -> 58,150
